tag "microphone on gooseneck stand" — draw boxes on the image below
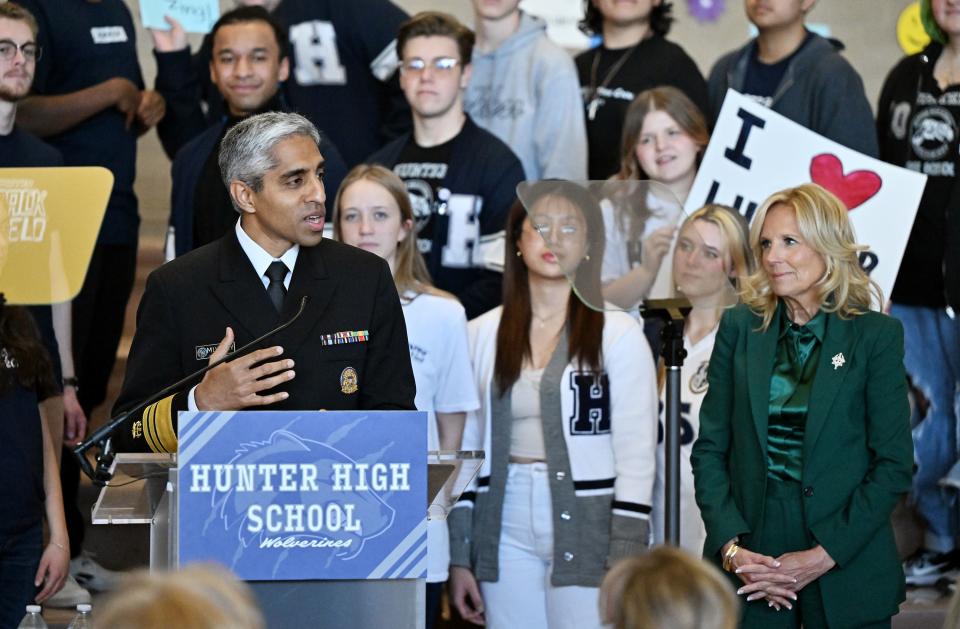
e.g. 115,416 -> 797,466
73,295 -> 311,485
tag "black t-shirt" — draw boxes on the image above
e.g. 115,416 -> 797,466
0,312 -> 57,535
891,74 -> 960,306
742,31 -> 813,107
18,0 -> 145,247
391,138 -> 455,259
0,127 -> 64,386
575,34 -> 709,180
274,0 -> 411,167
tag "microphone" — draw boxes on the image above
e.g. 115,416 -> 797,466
74,295 -> 311,484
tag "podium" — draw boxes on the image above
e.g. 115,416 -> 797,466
90,411 -> 483,629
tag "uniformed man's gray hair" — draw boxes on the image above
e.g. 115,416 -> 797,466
218,111 -> 321,206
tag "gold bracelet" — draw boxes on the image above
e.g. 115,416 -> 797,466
722,542 -> 740,572
50,541 -> 67,552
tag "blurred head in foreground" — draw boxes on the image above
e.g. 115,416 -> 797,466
96,564 -> 265,629
600,546 -> 739,629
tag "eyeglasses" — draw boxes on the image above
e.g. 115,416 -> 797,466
0,40 -> 41,62
400,57 -> 460,75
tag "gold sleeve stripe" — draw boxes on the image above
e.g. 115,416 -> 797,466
153,395 -> 178,452
141,395 -> 178,453
140,403 -> 159,453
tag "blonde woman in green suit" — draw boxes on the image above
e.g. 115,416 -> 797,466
691,183 -> 913,629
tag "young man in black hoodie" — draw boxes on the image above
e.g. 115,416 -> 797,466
709,0 -> 877,157
877,0 -> 960,587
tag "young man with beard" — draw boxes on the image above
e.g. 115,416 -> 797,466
708,0 -> 877,156
575,0 -> 707,180
370,12 -> 525,320
163,6 -> 346,259
465,0 -> 587,181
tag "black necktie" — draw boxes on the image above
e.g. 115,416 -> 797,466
265,261 -> 288,313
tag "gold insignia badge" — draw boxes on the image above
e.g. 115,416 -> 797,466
132,419 -> 143,439
340,367 -> 359,394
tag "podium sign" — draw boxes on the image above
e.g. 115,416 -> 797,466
176,410 -> 427,581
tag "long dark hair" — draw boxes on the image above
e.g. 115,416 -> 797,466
494,181 -> 606,395
580,0 -> 674,38
0,302 -> 54,397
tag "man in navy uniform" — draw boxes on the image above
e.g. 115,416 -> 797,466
113,112 -> 415,453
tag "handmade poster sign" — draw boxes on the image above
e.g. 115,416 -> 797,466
686,89 -> 927,303
139,0 -> 219,34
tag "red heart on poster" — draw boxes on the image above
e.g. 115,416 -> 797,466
809,153 -> 882,210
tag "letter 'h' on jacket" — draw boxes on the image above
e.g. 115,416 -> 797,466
447,307 -> 658,587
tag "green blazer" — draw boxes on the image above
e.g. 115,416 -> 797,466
691,303 -> 913,628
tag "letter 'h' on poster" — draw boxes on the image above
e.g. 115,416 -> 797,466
139,0 -> 219,34
686,89 -> 928,304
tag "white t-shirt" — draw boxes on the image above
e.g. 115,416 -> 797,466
403,291 -> 480,582
600,193 -> 680,309
651,326 -> 717,555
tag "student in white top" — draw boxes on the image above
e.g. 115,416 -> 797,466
601,86 -> 710,311
650,204 -> 754,555
448,181 -> 657,629
333,164 -> 479,629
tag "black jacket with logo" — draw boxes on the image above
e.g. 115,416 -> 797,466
877,42 -> 960,309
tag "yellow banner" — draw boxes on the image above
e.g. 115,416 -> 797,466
0,167 -> 113,305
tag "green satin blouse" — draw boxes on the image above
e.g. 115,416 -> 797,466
766,306 -> 826,483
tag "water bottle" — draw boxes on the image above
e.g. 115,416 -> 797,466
16,605 -> 48,629
67,603 -> 93,629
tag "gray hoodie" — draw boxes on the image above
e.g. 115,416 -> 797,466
708,33 -> 879,158
465,12 -> 588,181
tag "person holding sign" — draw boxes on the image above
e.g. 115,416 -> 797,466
332,164 -> 479,629
650,204 -> 753,556
877,0 -> 960,587
112,112 -> 415,454
707,0 -> 878,157
448,181 -> 658,629
601,86 -> 709,311
164,6 -> 347,259
691,184 -> 912,628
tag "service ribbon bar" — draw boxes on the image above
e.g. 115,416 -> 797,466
321,330 -> 370,346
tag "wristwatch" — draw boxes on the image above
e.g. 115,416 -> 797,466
62,376 -> 80,390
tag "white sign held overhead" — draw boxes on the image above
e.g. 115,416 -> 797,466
686,89 -> 927,305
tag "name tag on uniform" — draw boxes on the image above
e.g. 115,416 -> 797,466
195,342 -> 235,361
321,330 -> 369,346
91,26 -> 128,44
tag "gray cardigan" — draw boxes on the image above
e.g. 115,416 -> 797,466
448,330 -> 650,587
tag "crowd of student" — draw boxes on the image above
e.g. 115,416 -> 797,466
2,0 -> 959,627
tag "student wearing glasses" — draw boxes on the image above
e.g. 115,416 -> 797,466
370,12 -> 525,320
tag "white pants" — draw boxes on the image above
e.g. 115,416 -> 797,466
480,463 -> 604,629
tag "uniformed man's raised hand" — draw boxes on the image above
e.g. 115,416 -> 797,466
194,327 -> 295,410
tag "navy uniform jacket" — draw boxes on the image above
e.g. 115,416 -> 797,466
113,231 -> 416,452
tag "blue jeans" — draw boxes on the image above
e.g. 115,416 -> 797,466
891,303 -> 960,552
0,521 -> 42,629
